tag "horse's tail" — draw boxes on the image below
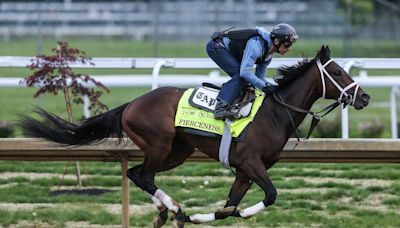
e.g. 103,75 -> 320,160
18,103 -> 130,146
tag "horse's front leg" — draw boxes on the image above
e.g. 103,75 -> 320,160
232,159 -> 277,219
185,170 -> 253,224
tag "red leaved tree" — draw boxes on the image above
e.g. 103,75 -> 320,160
23,41 -> 109,118
22,41 -> 110,189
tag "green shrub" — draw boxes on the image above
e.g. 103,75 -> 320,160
0,121 -> 15,138
312,117 -> 341,138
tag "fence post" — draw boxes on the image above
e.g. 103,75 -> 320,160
341,60 -> 363,138
341,60 -> 355,138
110,151 -> 130,228
83,95 -> 90,118
391,87 -> 399,138
151,59 -> 175,90
121,157 -> 130,228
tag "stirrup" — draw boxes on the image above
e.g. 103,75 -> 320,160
214,109 -> 237,120
214,99 -> 237,120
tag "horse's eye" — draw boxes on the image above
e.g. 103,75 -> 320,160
333,70 -> 341,77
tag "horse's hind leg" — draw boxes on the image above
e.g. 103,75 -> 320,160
126,164 -> 168,227
147,138 -> 194,227
126,136 -> 194,227
122,88 -> 190,227
130,137 -> 194,228
126,150 -> 185,227
149,194 -> 168,228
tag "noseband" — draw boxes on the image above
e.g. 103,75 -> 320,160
317,59 -> 360,106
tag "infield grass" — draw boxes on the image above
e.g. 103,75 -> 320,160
0,161 -> 399,227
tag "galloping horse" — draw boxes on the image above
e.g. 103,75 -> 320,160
19,46 -> 369,227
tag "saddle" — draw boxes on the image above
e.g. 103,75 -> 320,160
175,86 -> 265,139
189,83 -> 257,119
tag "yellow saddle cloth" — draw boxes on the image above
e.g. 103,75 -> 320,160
175,88 -> 265,137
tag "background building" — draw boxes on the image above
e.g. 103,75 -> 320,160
0,0 -> 398,41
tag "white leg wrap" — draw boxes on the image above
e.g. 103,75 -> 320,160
154,189 -> 179,213
189,213 -> 216,224
148,193 -> 164,208
239,201 -> 266,218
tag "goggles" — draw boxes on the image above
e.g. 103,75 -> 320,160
282,42 -> 293,48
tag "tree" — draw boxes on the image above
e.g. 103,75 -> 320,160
24,41 -> 109,117
22,41 -> 110,189
339,0 -> 374,26
338,0 -> 374,56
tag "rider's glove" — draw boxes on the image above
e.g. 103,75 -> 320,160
262,83 -> 278,94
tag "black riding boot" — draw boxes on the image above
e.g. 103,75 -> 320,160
214,99 -> 236,120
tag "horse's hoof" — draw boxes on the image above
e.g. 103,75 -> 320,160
171,208 -> 186,228
152,215 -> 166,228
218,206 -> 236,216
212,206 -> 237,220
172,218 -> 185,228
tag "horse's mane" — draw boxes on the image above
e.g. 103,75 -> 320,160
275,46 -> 330,87
274,57 -> 314,87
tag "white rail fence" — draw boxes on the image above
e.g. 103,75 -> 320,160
1,56 -> 400,138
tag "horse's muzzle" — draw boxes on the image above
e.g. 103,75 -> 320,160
354,93 -> 370,110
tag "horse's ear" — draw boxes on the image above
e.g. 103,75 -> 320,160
318,45 -> 330,62
325,45 -> 331,58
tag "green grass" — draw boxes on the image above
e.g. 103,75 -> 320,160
0,87 -> 150,136
2,37 -> 400,58
0,207 -> 120,227
0,161 -> 399,227
1,37 -> 400,77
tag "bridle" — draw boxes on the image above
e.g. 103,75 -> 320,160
273,58 -> 360,145
317,59 -> 360,106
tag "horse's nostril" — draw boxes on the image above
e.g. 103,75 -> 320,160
361,93 -> 370,102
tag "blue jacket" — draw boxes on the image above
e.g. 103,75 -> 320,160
222,27 -> 273,89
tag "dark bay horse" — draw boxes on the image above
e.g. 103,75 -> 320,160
19,46 -> 369,227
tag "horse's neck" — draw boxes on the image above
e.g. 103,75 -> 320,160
272,71 -> 321,137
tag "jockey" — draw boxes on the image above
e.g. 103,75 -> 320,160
206,23 -> 298,120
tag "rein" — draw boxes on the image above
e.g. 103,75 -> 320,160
273,92 -> 341,143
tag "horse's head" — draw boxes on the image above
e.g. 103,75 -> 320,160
315,45 -> 370,109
